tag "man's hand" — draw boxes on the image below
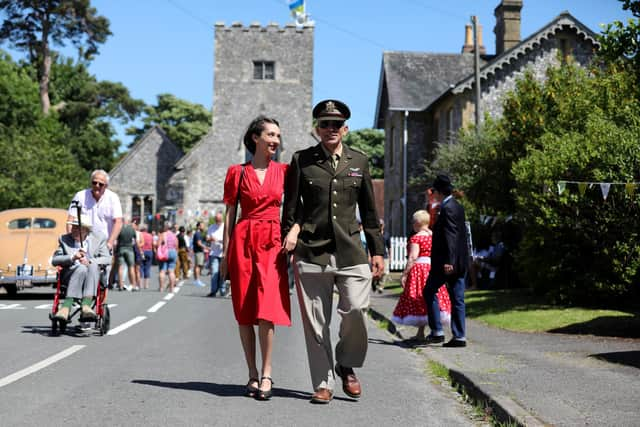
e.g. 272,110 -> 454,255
371,255 -> 384,279
444,264 -> 454,275
107,240 -> 114,251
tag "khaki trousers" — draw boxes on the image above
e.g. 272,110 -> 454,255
294,254 -> 372,391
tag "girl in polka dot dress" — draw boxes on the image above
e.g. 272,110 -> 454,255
391,210 -> 451,342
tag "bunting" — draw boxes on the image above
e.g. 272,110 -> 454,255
554,180 -> 640,200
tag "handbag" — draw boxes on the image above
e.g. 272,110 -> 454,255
222,164 -> 245,281
156,241 -> 169,262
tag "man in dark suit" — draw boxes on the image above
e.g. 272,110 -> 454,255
423,174 -> 469,347
283,99 -> 385,404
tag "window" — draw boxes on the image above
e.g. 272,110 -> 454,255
8,218 -> 32,229
33,218 -> 57,229
559,38 -> 571,63
253,61 -> 275,80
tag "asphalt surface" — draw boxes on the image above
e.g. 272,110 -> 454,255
368,284 -> 640,427
0,272 -> 483,427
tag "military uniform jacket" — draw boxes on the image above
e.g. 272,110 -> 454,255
283,143 -> 384,268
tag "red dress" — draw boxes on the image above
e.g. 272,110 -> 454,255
223,162 -> 291,326
391,233 -> 451,326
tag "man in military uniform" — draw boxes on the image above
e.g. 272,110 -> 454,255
283,99 -> 385,404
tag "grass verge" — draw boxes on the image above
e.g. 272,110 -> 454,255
466,289 -> 640,337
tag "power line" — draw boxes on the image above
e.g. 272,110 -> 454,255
397,0 -> 469,22
165,0 -> 213,30
268,0 -> 386,50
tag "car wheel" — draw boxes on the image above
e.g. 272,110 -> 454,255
4,283 -> 17,296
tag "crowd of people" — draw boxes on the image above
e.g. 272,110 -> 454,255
50,99 -> 470,405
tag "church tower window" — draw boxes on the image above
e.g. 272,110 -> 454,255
253,61 -> 275,80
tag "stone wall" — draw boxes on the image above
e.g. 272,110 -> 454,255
167,22 -> 316,224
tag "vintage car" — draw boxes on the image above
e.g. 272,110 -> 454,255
0,208 -> 68,295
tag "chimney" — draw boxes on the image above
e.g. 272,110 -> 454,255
462,23 -> 487,55
494,0 -> 523,55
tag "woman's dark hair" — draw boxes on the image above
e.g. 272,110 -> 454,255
243,116 -> 280,155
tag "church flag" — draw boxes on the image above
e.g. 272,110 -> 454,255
288,0 -> 304,17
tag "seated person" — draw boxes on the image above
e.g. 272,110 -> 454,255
52,214 -> 111,321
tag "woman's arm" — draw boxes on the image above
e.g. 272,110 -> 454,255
401,242 -> 420,287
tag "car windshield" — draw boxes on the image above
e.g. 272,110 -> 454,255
8,217 -> 57,229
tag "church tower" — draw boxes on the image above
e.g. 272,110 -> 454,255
166,21 -> 315,219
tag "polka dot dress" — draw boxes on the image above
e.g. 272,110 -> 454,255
391,233 -> 451,326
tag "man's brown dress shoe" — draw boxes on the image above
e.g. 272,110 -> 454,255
310,388 -> 333,404
335,364 -> 361,398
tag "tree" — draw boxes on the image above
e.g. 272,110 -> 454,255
343,128 -> 385,179
0,51 -> 84,209
598,0 -> 640,85
126,94 -> 210,153
0,0 -> 111,114
49,57 -> 144,170
512,63 -> 640,305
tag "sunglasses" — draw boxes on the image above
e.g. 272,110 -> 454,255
318,120 -> 345,129
92,181 -> 106,188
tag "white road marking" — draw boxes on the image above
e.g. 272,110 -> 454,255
0,345 -> 85,388
147,302 -> 166,313
163,293 -> 174,301
34,303 -> 118,310
107,316 -> 146,336
173,286 -> 181,294
0,303 -> 25,310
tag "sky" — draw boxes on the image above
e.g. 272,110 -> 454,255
3,1 -> 635,147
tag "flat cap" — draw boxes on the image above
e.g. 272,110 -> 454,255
313,99 -> 351,121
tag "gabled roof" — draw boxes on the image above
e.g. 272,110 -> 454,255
109,126 -> 182,176
173,128 -> 215,170
374,52 -> 478,128
451,12 -> 598,94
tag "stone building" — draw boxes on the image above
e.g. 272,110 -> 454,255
374,0 -> 599,236
108,126 -> 182,224
110,22 -> 315,226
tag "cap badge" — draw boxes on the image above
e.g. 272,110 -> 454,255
325,101 -> 337,113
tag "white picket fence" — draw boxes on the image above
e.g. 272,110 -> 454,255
389,236 -> 407,271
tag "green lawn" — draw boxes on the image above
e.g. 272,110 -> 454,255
466,289 -> 640,337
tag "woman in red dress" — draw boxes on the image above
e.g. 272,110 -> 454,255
221,116 -> 290,401
391,210 -> 451,343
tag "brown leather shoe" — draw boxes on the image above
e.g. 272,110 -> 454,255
335,364 -> 361,398
310,388 -> 333,404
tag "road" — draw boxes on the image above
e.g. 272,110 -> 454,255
0,269 -> 480,427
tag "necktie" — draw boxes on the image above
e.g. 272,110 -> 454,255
331,153 -> 340,170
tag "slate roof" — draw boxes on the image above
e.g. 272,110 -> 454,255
374,52 -> 479,128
